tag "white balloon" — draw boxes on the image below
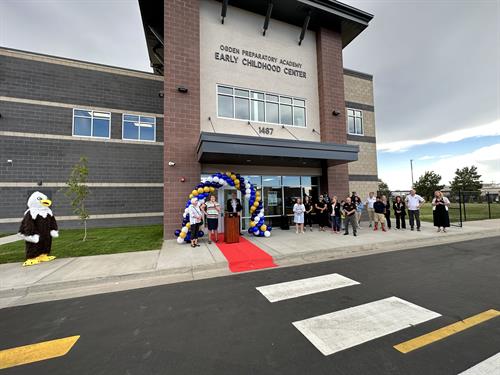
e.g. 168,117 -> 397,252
184,208 -> 189,213
245,188 -> 251,194
221,180 -> 227,186
254,230 -> 260,236
253,220 -> 260,227
264,231 -> 271,237
183,213 -> 187,218
245,194 -> 250,199
177,236 -> 185,244
213,176 -> 219,183
245,183 -> 250,189
181,226 -> 188,233
258,212 -> 264,217
199,199 -> 205,204
207,176 -> 213,182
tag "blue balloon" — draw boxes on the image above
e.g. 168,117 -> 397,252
198,230 -> 204,237
268,226 -> 272,231
174,229 -> 181,236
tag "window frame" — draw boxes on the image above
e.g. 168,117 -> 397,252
72,108 -> 111,139
346,108 -> 364,136
216,84 -> 307,128
121,113 -> 157,142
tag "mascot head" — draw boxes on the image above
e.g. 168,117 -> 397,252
26,191 -> 53,219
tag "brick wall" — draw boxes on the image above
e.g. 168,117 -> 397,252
163,0 -> 201,239
316,26 -> 349,199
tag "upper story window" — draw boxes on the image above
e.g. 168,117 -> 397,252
347,109 -> 363,135
122,114 -> 156,142
73,109 -> 111,138
217,84 -> 306,128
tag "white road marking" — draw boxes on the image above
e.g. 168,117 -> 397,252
256,273 -> 360,303
292,296 -> 441,356
458,352 -> 500,375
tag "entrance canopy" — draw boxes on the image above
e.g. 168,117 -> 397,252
197,132 -> 358,167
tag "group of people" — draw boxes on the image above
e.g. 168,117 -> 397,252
186,189 -> 452,246
293,189 -> 451,236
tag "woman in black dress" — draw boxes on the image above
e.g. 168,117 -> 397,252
393,196 -> 406,229
315,195 -> 328,231
304,196 -> 314,231
382,195 -> 391,229
432,190 -> 450,232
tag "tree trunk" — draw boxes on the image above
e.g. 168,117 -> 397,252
83,220 -> 87,241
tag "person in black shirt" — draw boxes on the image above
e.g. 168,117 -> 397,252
303,196 -> 314,231
315,195 -> 328,231
373,196 -> 387,232
342,197 -> 357,236
382,195 -> 392,229
329,196 -> 342,233
393,196 -> 406,229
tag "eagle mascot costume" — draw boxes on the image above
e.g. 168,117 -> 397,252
18,191 -> 59,266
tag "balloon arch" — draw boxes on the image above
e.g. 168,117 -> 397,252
175,172 -> 272,244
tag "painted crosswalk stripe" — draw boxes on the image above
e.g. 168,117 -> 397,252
458,352 -> 500,374
293,296 -> 440,356
0,335 -> 80,370
394,309 -> 500,354
256,273 -> 360,303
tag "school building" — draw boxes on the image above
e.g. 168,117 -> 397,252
0,0 -> 378,237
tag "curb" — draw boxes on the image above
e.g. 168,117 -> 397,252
1,230 -> 499,304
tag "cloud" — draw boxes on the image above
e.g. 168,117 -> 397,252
377,119 -> 500,152
418,155 -> 435,160
380,143 -> 500,190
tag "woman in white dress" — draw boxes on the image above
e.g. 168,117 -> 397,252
293,198 -> 305,234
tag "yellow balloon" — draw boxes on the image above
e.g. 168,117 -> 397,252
197,188 -> 204,194
186,222 -> 191,228
203,186 -> 210,192
231,174 -> 236,180
256,192 -> 261,197
226,171 -> 231,177
209,187 -> 215,192
250,206 -> 256,212
250,221 -> 256,227
255,196 -> 260,202
179,231 -> 186,238
253,201 -> 259,207
192,190 -> 198,196
189,194 -> 193,199
260,225 -> 267,231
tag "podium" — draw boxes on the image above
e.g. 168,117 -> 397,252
224,214 -> 240,244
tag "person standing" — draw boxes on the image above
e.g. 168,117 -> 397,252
373,196 -> 387,232
304,196 -> 313,231
432,190 -> 450,232
364,192 -> 376,228
187,197 -> 203,247
203,194 -> 221,244
406,189 -> 425,231
329,196 -> 341,234
382,195 -> 392,230
355,196 -> 364,229
393,196 -> 407,230
293,198 -> 305,234
342,197 -> 357,236
315,195 -> 328,231
226,191 -> 243,234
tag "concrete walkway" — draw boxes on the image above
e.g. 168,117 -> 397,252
1,219 -> 499,309
0,234 -> 19,246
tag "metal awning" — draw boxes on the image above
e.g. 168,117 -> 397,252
197,132 -> 358,167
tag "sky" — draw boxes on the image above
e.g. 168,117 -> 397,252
0,0 -> 499,190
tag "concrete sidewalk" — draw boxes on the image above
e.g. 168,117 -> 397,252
1,219 -> 499,309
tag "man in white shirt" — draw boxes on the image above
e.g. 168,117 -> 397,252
405,189 -> 425,231
364,192 -> 376,228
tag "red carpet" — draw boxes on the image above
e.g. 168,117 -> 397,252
215,235 -> 277,273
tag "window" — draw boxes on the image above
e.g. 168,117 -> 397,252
122,114 -> 156,142
347,109 -> 363,135
73,109 -> 111,138
216,84 -> 307,127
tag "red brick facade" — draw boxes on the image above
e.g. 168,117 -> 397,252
316,26 -> 350,199
164,0 -> 201,239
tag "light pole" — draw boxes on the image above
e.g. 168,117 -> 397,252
410,159 -> 414,188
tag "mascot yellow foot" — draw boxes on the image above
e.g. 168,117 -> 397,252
37,254 -> 56,262
23,258 -> 41,267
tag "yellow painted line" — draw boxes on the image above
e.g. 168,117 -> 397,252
0,335 -> 79,370
394,309 -> 500,354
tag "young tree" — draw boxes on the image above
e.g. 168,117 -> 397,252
413,171 -> 444,201
449,166 -> 483,195
377,179 -> 391,198
65,156 -> 90,241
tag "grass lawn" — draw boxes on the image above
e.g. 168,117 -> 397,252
0,225 -> 163,264
418,202 -> 500,223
